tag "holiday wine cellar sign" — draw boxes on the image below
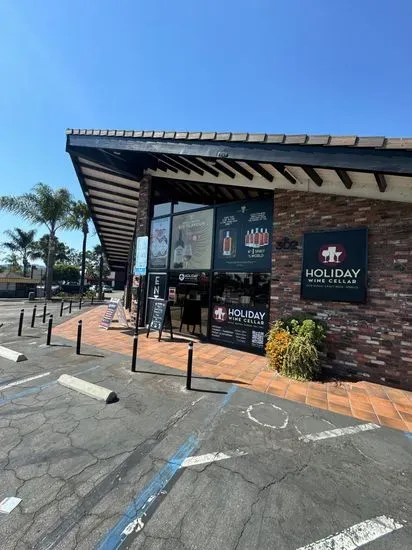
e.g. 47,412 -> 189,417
301,228 -> 368,303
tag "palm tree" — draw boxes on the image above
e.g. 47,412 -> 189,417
67,201 -> 92,296
2,228 -> 37,277
0,183 -> 73,299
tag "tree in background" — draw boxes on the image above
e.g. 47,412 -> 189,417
0,184 -> 73,299
86,245 -> 109,300
31,234 -> 68,265
1,228 -> 36,276
67,201 -> 92,296
53,264 -> 80,283
3,252 -> 21,273
64,246 -> 82,266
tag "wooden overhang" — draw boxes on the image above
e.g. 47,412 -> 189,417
66,130 -> 412,269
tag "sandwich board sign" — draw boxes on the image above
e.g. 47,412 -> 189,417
99,299 -> 129,329
146,298 -> 173,342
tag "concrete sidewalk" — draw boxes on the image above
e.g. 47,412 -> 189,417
53,306 -> 412,432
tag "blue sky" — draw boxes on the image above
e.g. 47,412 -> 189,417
1,0 -> 412,259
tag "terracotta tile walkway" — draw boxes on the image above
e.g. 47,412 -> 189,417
54,306 -> 412,433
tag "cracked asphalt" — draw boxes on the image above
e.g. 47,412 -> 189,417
0,301 -> 411,549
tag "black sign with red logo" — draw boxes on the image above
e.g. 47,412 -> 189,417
210,303 -> 268,352
301,228 -> 368,303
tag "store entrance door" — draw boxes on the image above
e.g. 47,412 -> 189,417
168,272 -> 210,338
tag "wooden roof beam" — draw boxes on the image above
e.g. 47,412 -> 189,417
336,169 -> 353,189
186,157 -> 220,177
302,166 -> 323,186
271,163 -> 297,184
374,173 -> 387,192
222,160 -> 254,181
214,161 -> 236,179
244,161 -> 274,182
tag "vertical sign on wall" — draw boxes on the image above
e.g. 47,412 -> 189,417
135,236 -> 149,275
301,228 -> 368,303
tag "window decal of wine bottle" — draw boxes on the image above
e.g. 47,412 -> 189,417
245,227 -> 270,249
223,231 -> 232,256
173,228 -> 185,269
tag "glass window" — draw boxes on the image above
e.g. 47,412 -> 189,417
173,201 -> 207,214
170,209 -> 214,270
153,202 -> 172,217
212,272 -> 270,308
148,217 -> 170,269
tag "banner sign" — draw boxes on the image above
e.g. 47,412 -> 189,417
210,303 -> 268,352
135,236 -> 149,275
214,200 -> 273,272
149,217 -> 170,269
170,209 -> 213,270
301,228 -> 368,303
99,299 -> 129,329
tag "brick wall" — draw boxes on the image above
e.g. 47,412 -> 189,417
271,190 -> 412,389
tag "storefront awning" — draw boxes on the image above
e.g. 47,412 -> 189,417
66,129 -> 412,268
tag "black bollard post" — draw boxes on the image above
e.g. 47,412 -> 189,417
46,315 -> 53,346
76,320 -> 82,355
131,335 -> 138,372
18,309 -> 24,336
186,341 -> 194,390
42,304 -> 47,324
60,300 -> 64,317
69,299 -> 72,314
79,297 -> 82,310
91,294 -> 94,305
31,305 -> 37,328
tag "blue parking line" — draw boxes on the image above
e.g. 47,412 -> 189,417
0,365 -> 102,405
97,385 -> 238,550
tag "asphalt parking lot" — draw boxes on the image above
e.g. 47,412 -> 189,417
0,301 -> 411,549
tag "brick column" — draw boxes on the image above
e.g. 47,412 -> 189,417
130,175 -> 152,325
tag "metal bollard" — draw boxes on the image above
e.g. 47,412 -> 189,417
79,298 -> 82,310
69,299 -> 72,314
131,335 -> 138,372
18,309 -> 24,336
46,315 -> 53,346
42,304 -> 47,324
91,294 -> 94,305
76,320 -> 82,355
186,341 -> 194,390
60,300 -> 64,317
31,305 -> 37,328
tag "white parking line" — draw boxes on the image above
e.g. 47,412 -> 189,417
299,423 -> 380,442
296,515 -> 403,549
0,372 -> 51,392
180,450 -> 247,468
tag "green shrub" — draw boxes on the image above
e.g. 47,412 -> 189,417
266,327 -> 293,372
266,315 -> 326,381
282,335 -> 320,381
281,316 -> 326,350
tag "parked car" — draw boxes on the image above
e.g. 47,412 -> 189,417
102,284 -> 113,293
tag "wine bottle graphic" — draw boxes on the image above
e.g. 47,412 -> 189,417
173,228 -> 184,268
223,231 -> 232,256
